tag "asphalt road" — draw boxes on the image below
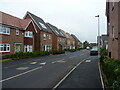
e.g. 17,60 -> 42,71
1,50 -> 102,89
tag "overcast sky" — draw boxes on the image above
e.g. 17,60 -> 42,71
1,0 -> 107,43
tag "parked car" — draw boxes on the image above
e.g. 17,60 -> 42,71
90,46 -> 98,55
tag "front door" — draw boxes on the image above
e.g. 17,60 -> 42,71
15,44 -> 20,52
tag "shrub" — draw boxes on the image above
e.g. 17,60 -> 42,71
2,50 -> 65,60
101,58 -> 120,89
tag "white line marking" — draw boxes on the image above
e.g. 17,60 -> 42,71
30,62 -> 37,64
39,62 -> 46,65
52,61 -> 56,64
52,59 -> 85,90
85,60 -> 91,62
52,59 -> 65,64
0,66 -> 42,83
16,67 -> 29,70
98,61 -> 105,90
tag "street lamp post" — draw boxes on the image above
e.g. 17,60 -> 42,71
95,15 -> 100,57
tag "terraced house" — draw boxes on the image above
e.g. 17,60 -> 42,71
0,11 -> 24,56
71,34 -> 82,49
106,1 -> 120,60
24,12 -> 53,51
46,23 -> 66,50
0,11 -> 36,56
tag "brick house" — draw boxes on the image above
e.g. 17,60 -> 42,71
106,1 -> 120,60
60,30 -> 75,49
71,34 -> 82,48
66,33 -> 75,49
0,11 -> 24,56
20,19 -> 37,52
46,23 -> 66,50
23,12 -> 53,51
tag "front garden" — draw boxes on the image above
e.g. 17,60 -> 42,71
100,47 -> 120,90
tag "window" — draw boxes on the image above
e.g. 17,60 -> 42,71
0,44 -> 10,52
39,22 -> 47,29
112,26 -> 115,38
55,30 -> 59,35
25,31 -> 33,38
43,33 -> 46,40
16,29 -> 19,35
49,34 -> 51,39
43,45 -> 51,51
24,45 -> 32,52
0,25 -> 10,35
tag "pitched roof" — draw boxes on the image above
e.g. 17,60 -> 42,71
66,32 -> 74,40
46,23 -> 66,37
20,19 -> 32,29
26,12 -> 52,33
71,34 -> 80,41
0,11 -> 22,28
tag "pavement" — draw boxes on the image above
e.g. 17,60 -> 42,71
1,50 -> 103,89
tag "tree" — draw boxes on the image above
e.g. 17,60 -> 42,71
83,41 -> 90,48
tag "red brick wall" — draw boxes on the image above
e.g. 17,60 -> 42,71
108,2 -> 119,60
24,22 -> 36,51
52,33 -> 58,50
40,31 -> 52,51
1,28 -> 24,56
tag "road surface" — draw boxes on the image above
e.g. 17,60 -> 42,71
1,50 -> 102,89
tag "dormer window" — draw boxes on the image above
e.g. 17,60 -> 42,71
39,22 -> 47,29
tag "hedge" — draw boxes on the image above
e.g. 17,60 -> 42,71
2,50 -> 65,60
101,58 -> 120,90
2,48 -> 83,60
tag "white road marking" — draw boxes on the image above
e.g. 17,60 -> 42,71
52,59 -> 65,64
52,61 -> 56,64
30,61 -> 37,64
52,59 -> 85,90
4,61 -> 33,69
0,66 -> 42,83
39,62 -> 46,65
57,60 -> 66,63
16,67 -> 29,70
85,60 -> 91,62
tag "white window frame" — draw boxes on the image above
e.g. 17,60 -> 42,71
24,45 -> 32,52
25,31 -> 33,38
0,25 -> 10,35
43,33 -> 46,40
0,44 -> 10,52
16,29 -> 19,35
